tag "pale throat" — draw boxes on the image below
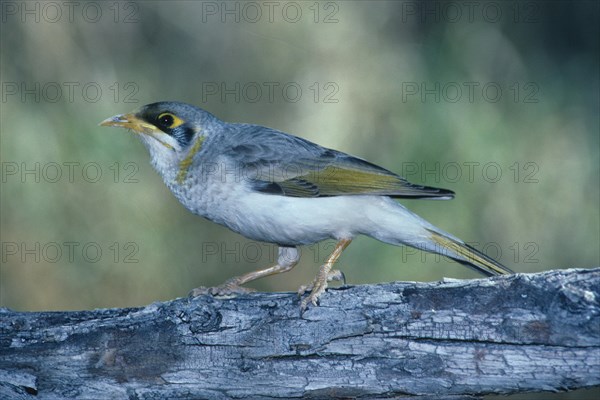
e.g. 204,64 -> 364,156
141,135 -> 180,183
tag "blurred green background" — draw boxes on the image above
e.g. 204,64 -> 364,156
1,0 -> 598,315
1,3 -> 599,397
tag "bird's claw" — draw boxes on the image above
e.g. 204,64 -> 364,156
298,269 -> 345,312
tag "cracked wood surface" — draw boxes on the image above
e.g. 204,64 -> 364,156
1,268 -> 599,399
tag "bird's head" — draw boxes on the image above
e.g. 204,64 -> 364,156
100,101 -> 219,177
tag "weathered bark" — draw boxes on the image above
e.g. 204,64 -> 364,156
1,268 -> 599,399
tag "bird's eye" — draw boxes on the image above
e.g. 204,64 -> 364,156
157,112 -> 184,129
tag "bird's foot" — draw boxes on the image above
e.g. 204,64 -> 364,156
189,277 -> 255,298
297,269 -> 345,296
298,269 -> 345,312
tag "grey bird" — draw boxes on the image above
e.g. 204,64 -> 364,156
100,101 -> 513,310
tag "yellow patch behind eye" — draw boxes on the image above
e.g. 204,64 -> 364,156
158,112 -> 185,129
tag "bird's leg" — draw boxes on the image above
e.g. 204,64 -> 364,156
299,238 -> 351,311
189,246 -> 300,297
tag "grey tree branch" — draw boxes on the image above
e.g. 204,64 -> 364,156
1,268 -> 599,399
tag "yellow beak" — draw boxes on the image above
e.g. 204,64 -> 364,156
99,113 -> 174,150
99,113 -> 158,134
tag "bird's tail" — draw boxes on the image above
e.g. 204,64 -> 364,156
426,229 -> 513,276
361,197 -> 513,276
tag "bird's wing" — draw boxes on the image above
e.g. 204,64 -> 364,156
219,125 -> 454,199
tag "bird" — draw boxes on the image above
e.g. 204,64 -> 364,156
100,101 -> 513,311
